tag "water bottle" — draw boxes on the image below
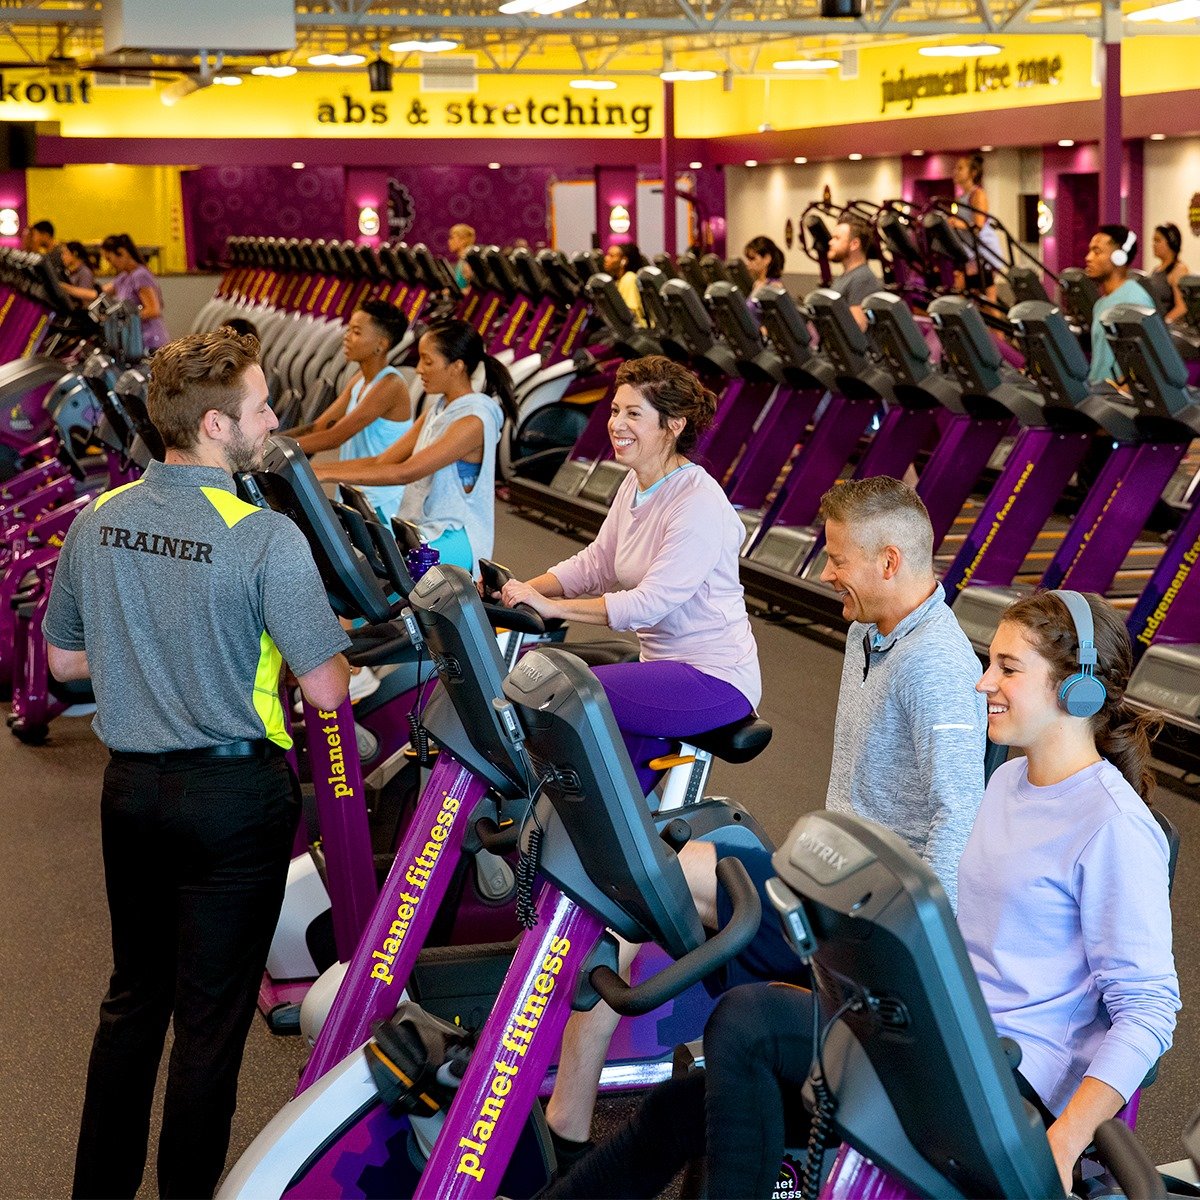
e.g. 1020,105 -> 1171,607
406,542 -> 440,581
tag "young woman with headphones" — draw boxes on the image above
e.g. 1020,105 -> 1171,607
1150,222 -> 1190,325
541,591 -> 1178,1200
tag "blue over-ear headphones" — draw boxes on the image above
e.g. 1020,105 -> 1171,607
1052,590 -> 1108,718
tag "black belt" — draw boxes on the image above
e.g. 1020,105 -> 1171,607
110,739 -> 282,765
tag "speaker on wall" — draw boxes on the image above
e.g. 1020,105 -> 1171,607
821,0 -> 864,15
0,123 -> 36,170
1018,193 -> 1041,243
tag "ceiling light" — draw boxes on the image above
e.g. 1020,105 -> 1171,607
912,149 -> 925,156
773,58 -> 839,70
160,76 -> 200,106
848,152 -> 863,160
1149,132 -> 1167,140
918,42 -> 1002,57
744,159 -> 758,167
1058,138 -> 1075,147
689,160 -> 703,169
251,64 -> 297,77
212,74 -> 241,86
660,69 -> 718,82
388,39 -> 458,52
980,144 -> 994,151
568,79 -> 617,90
1128,0 -> 1200,20
292,162 -> 305,169
310,52 -> 365,66
794,156 -> 808,164
488,162 -> 501,169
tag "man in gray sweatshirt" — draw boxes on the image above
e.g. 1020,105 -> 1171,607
543,477 -> 986,1161
819,475 -> 986,912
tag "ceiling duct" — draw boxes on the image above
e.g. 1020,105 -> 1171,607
102,0 -> 295,55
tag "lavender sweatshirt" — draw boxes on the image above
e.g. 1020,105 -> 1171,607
548,465 -> 761,707
958,758 -> 1179,1114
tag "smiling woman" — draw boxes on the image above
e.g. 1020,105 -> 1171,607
499,354 -> 761,790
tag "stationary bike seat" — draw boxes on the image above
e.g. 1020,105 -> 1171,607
564,640 -> 640,667
687,715 -> 773,764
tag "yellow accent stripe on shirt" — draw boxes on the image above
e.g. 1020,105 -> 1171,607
201,486 -> 262,529
253,630 -> 292,751
93,479 -> 145,511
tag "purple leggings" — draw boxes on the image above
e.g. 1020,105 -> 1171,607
592,660 -> 754,793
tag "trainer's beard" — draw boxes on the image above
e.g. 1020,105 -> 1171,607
224,424 -> 262,474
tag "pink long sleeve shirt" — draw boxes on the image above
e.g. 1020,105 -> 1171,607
548,465 -> 762,707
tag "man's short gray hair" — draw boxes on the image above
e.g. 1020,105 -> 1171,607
818,476 -> 934,570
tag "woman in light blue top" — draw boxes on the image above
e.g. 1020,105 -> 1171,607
287,299 -> 412,519
315,319 -> 516,574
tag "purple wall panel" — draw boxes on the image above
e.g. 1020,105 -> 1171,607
183,165 -> 345,268
385,164 -> 576,256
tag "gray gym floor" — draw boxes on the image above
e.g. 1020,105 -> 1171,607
1,500 -> 1197,1197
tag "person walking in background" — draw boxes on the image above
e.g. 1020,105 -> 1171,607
101,233 -> 168,353
447,223 -> 475,291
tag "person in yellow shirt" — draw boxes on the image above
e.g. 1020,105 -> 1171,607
603,241 -> 645,327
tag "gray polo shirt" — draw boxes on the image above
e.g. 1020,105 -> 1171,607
826,583 -> 985,911
44,460 -> 350,753
831,262 -> 882,310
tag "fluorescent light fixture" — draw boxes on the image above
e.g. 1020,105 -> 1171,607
488,162 -> 501,169
660,69 -> 718,82
388,39 -> 458,52
744,159 -> 758,167
251,64 -> 297,77
291,161 -> 305,169
569,79 -> 617,90
773,58 -> 839,70
1058,138 -> 1075,147
1150,132 -> 1167,140
212,74 -> 241,86
918,42 -> 1002,57
912,149 -> 925,156
689,160 -> 703,169
794,156 -> 808,164
309,52 -> 365,66
1128,0 -> 1200,20
980,144 -> 994,151
848,152 -> 864,160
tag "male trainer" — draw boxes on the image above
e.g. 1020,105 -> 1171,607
826,215 -> 880,330
544,476 -> 985,1164
44,330 -> 352,1199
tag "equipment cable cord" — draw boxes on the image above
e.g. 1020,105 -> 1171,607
513,746 -> 552,931
802,991 -> 857,1200
407,641 -> 432,766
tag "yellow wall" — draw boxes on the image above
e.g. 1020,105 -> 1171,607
25,164 -> 187,273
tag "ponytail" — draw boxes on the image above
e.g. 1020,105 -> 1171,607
482,353 -> 517,424
101,232 -> 145,266
425,319 -> 517,424
1095,703 -> 1162,805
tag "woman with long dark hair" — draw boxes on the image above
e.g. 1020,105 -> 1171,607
1149,222 -> 1189,324
101,233 -> 168,352
314,318 -> 514,573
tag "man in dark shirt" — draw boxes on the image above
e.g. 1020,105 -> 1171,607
45,329 -> 352,1199
827,215 -> 881,330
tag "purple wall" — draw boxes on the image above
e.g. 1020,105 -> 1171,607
689,165 -> 727,257
384,164 -> 571,256
182,165 -> 345,268
595,165 -> 638,254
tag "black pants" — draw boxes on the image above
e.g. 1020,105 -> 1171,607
545,983 -> 816,1200
73,752 -> 298,1200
